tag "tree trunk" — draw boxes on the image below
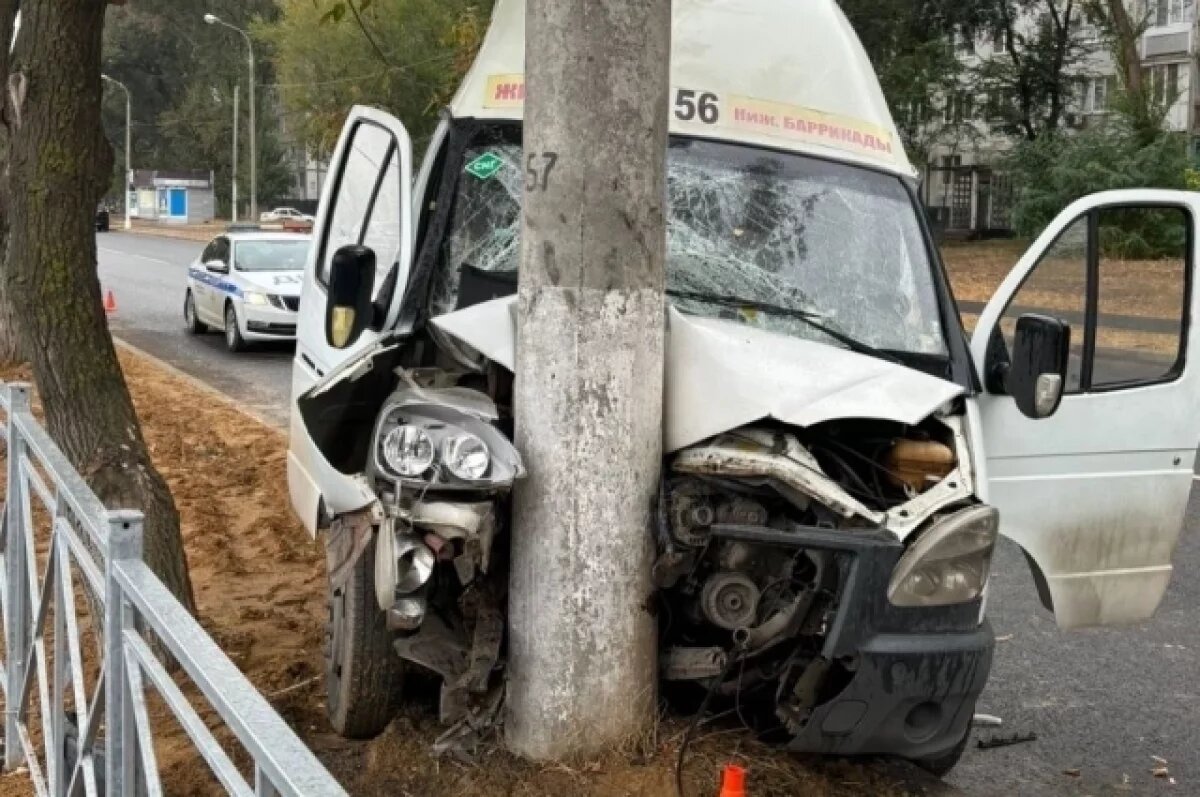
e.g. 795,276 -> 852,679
1044,1 -> 1074,134
0,0 -> 23,368
506,0 -> 670,760
1106,0 -> 1143,96
0,281 -> 22,368
999,1 -> 1037,140
3,0 -> 194,609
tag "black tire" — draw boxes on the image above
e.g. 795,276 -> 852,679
184,291 -> 207,334
912,727 -> 970,778
223,303 -> 247,353
324,532 -> 405,739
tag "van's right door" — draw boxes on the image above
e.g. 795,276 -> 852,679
289,106 -> 414,535
971,190 -> 1200,629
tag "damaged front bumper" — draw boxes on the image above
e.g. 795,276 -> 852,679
712,524 -> 993,761
791,623 -> 992,760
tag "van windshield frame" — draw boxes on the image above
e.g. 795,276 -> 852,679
404,120 -> 974,385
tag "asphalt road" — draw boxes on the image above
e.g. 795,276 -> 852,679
96,231 -> 1198,795
97,232 -> 295,427
947,523 -> 1198,795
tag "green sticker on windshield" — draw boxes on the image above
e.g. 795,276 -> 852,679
465,152 -> 505,180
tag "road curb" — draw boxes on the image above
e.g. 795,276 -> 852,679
112,336 -> 287,434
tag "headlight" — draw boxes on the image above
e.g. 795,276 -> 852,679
442,433 -> 490,480
243,291 -> 270,306
381,425 -> 435,477
888,505 -> 998,608
371,391 -> 526,489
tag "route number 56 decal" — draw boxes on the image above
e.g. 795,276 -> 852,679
674,89 -> 720,124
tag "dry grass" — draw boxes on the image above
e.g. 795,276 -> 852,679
941,240 -> 1028,306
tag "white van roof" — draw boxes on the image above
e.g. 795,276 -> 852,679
449,0 -> 914,178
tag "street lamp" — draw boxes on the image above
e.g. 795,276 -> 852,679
204,13 -> 257,221
101,74 -> 132,230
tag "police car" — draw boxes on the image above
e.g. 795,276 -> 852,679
184,230 -> 311,352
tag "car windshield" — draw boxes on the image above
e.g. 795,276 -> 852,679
234,240 -> 310,272
429,127 -> 947,357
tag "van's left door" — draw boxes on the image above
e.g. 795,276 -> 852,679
289,106 -> 414,534
972,189 -> 1200,630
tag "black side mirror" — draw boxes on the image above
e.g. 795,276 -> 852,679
1003,314 -> 1070,420
326,244 -> 376,349
205,260 -> 228,275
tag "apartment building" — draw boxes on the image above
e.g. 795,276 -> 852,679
924,0 -> 1197,236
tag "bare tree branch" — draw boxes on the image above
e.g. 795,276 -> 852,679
998,0 -> 1037,140
346,0 -> 393,68
1044,0 -> 1076,132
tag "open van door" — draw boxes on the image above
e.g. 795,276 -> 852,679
289,106 -> 414,535
971,189 -> 1200,629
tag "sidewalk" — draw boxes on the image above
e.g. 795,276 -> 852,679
114,217 -> 300,243
116,217 -> 228,243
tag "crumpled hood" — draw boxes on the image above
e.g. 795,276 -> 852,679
240,270 -> 304,296
429,296 -> 964,451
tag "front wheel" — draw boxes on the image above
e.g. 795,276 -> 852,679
224,303 -> 247,353
184,291 -> 207,334
324,530 -> 405,739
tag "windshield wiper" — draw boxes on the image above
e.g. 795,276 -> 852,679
666,289 -> 903,365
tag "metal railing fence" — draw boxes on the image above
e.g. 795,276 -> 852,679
0,382 -> 347,796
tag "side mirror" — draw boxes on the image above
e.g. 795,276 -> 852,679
326,244 -> 376,349
205,260 -> 228,274
1005,314 -> 1070,420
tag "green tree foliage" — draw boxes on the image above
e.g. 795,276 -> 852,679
260,0 -> 492,157
101,0 -> 292,211
1083,0 -> 1173,145
838,0 -> 993,162
1007,124 -> 1192,246
997,1 -> 1193,249
973,0 -> 1089,141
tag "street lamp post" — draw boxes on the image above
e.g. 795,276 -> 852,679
101,74 -> 132,230
204,13 -> 257,221
232,84 -> 240,223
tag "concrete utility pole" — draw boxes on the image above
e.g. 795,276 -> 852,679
506,0 -> 672,760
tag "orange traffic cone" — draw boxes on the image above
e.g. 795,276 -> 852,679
104,290 -> 117,315
718,764 -> 746,797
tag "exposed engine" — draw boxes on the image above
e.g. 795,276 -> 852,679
655,418 -> 964,735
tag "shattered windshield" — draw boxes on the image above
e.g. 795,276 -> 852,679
429,127 -> 946,356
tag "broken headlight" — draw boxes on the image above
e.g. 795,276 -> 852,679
371,389 -> 523,491
888,505 -> 998,608
442,433 -> 490,480
379,420 -> 493,482
382,425 -> 436,477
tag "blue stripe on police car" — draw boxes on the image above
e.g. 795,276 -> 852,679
188,267 -> 243,298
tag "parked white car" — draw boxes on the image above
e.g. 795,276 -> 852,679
259,207 -> 314,224
184,231 -> 311,352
